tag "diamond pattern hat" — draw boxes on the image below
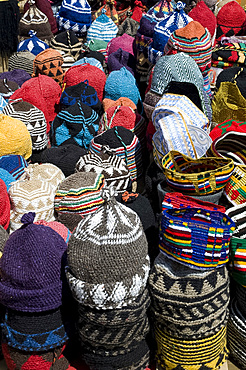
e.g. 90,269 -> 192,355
17,30 -> 49,56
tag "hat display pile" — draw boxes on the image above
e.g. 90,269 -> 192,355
2,0 -> 246,367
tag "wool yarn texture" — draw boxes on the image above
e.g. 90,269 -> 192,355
0,168 -> 15,192
32,48 -> 65,86
63,64 -> 106,102
0,95 -> 7,112
23,0 -> 58,34
71,56 -> 103,71
216,1 -> 246,43
8,178 -> 55,233
60,80 -> 102,116
117,16 -> 139,37
89,126 -> 143,181
0,224 -> 8,257
224,165 -> 246,206
99,105 -> 136,134
50,30 -> 82,60
0,79 -> 19,100
159,207 -> 235,270
147,0 -> 175,23
0,69 -> 31,87
87,9 -> 118,42
78,48 -> 105,66
216,67 -> 246,100
2,100 -> 48,152
102,97 -> 136,112
229,236 -> 246,287
107,49 -> 136,76
8,51 -> 35,76
155,325 -> 228,370
51,100 -> 99,149
235,283 -> 246,316
35,219 -> 71,243
56,0 -> 92,36
40,144 -> 88,178
0,114 -> 32,160
0,179 -> 10,231
75,151 -> 132,193
17,30 -> 49,56
149,253 -> 230,339
93,0 -> 119,25
0,212 -> 67,312
0,154 -> 28,180
10,75 -> 62,132
54,172 -> 105,217
106,33 -> 135,61
66,187 -> 150,309
226,202 -> 246,239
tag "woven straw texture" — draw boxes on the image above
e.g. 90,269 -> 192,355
225,165 -> 246,206
229,236 -> 246,286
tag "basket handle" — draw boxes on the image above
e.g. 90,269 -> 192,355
208,173 -> 217,193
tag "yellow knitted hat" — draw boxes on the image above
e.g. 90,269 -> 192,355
0,114 -> 32,160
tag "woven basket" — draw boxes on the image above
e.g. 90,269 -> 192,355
230,236 -> 246,286
160,207 -> 235,269
162,150 -> 234,196
224,165 -> 246,205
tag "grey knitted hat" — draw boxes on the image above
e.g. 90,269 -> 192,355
149,253 -> 230,339
0,225 -> 9,258
66,187 -> 150,309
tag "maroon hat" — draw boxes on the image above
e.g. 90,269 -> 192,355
24,0 -> 58,34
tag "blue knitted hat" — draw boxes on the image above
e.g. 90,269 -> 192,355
17,31 -> 49,56
104,67 -> 142,108
71,57 -> 103,71
56,0 -> 92,36
0,155 -> 28,180
87,9 -> 118,43
0,169 -> 15,191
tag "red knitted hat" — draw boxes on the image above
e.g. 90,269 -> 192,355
189,1 -> 217,45
216,1 -> 246,43
210,119 -> 246,141
24,0 -> 58,34
0,179 -> 10,231
10,75 -> 62,132
131,0 -> 146,22
99,105 -> 136,133
63,64 -> 106,102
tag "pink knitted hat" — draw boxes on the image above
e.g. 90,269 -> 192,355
106,33 -> 135,62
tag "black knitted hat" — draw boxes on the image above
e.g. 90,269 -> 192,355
78,49 -> 105,66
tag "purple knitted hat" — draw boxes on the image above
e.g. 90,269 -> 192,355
107,49 -> 136,76
0,212 -> 67,312
0,70 -> 31,87
106,33 -> 135,61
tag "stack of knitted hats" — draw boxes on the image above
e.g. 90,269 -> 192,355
226,203 -> 246,368
0,212 -> 74,369
65,187 -> 151,369
149,206 -> 235,369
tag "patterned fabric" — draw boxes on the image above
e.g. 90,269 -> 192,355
32,49 -> 65,86
0,154 -> 28,180
50,30 -> 82,59
216,1 -> 246,43
159,207 -> 235,269
147,0 -> 174,22
226,203 -> 246,239
8,51 -> 35,76
212,42 -> 246,69
17,30 -> 49,56
229,237 -> 246,286
93,0 -> 119,25
87,9 -> 118,42
162,150 -> 235,196
225,165 -> 246,205
0,96 -> 7,112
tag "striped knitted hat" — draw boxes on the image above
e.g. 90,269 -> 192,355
23,0 -> 58,34
71,56 -> 104,71
164,21 -> 212,78
229,236 -> 246,287
17,30 -> 49,56
51,100 -> 99,149
87,9 -> 118,43
54,172 -> 105,216
0,96 -> 7,112
159,207 -> 235,269
2,100 -> 48,152
50,30 -> 82,59
0,79 -> 19,100
56,0 -> 92,36
226,203 -> 246,239
147,0 -> 174,22
149,253 -> 230,338
75,150 -> 132,193
89,126 -> 143,181
66,187 -> 150,309
8,51 -> 35,76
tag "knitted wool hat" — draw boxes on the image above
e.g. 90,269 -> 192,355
131,0 -> 146,23
0,212 -> 67,311
188,1 -> 217,45
229,236 -> 246,286
106,33 -> 135,61
9,179 -> 55,232
10,75 -> 62,132
50,30 -> 82,60
35,219 -> 71,243
150,53 -> 212,120
107,49 -> 136,76
117,16 -> 139,37
0,95 -> 7,111
87,9 -> 118,43
216,1 -> 246,43
19,1 -> 53,42
0,169 -> 15,192
224,165 -> 246,206
99,105 -> 136,134
2,343 -> 76,370
103,97 -> 136,112
214,0 -> 234,17
32,48 -> 65,86
0,114 -> 32,160
147,0 -> 174,22
104,67 -> 141,108
41,144 -> 88,178
155,325 -> 228,370
235,283 -> 246,316
75,151 -> 132,193
54,172 -> 105,217
0,154 -> 28,180
60,80 -> 102,116
90,126 -> 143,181
17,30 -> 49,56
164,21 -> 212,78
149,253 -> 229,336
2,100 -> 48,152
24,0 -> 58,34
8,51 -> 35,76
86,39 -> 108,55
0,79 -> 19,100
56,0 -> 92,36
0,224 -> 8,257
0,70 -> 31,88
78,49 -> 105,66
210,119 -> 246,142
1,308 -> 68,352
93,0 -> 119,25
19,163 -> 65,192
51,100 -> 99,149
149,1 -> 192,64
66,187 -> 150,309
71,57 -> 104,71
0,179 -> 10,231
63,64 -> 106,102
159,207 -> 235,269
226,203 -> 246,239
